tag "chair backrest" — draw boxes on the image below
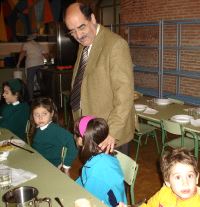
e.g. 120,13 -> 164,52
25,120 -> 31,145
184,130 -> 199,160
61,146 -> 67,164
161,119 -> 183,135
115,150 -> 138,205
147,119 -> 161,129
134,114 -> 140,131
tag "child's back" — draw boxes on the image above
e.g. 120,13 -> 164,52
74,116 -> 127,206
76,153 -> 126,205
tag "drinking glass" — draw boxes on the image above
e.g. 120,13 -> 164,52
147,99 -> 155,108
187,108 -> 193,116
192,109 -> 198,119
0,168 -> 12,190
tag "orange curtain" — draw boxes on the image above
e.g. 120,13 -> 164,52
7,0 -> 19,9
0,4 -> 8,41
43,0 -> 54,24
26,0 -> 37,32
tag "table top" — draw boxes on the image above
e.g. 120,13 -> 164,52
0,128 -> 106,207
135,96 -> 200,133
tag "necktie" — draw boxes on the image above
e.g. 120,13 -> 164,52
70,46 -> 89,111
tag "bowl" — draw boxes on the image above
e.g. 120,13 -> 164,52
154,98 -> 171,106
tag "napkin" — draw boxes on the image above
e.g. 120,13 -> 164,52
0,151 -> 9,161
143,107 -> 158,114
0,164 -> 37,186
183,108 -> 194,112
190,119 -> 200,127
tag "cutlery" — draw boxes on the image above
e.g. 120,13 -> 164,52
55,197 -> 64,207
9,141 -> 34,154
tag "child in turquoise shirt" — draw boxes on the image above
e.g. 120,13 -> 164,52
74,116 -> 127,206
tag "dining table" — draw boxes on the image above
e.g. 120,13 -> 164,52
0,128 -> 106,207
134,96 -> 200,134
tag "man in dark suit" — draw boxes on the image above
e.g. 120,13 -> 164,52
64,3 -> 135,153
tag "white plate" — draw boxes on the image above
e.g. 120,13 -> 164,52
134,104 -> 147,112
0,139 -> 25,152
171,115 -> 193,124
10,139 -> 25,146
154,98 -> 171,106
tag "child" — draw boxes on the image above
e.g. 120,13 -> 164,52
74,116 -> 127,206
140,148 -> 200,207
118,148 -> 200,207
0,78 -> 30,140
30,97 -> 77,174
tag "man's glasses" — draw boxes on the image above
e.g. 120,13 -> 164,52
67,23 -> 88,37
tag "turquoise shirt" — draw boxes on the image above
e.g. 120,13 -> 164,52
76,153 -> 127,206
0,102 -> 30,140
32,122 -> 78,167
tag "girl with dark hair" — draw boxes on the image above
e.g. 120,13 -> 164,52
0,78 -> 30,140
74,116 -> 127,206
30,97 -> 77,175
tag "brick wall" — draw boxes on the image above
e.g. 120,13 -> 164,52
121,0 -> 200,23
120,0 -> 200,100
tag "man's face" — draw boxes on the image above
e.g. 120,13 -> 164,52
65,7 -> 97,46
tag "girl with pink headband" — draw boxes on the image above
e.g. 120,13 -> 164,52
74,116 -> 127,206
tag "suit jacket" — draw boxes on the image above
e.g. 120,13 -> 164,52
71,25 -> 135,146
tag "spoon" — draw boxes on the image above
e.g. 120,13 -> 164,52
55,197 -> 64,207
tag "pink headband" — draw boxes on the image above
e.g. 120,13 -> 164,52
79,116 -> 95,137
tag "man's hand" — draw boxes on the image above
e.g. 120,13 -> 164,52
99,135 -> 115,153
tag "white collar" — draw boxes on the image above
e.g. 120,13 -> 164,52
12,101 -> 20,106
88,24 -> 100,54
39,121 -> 52,130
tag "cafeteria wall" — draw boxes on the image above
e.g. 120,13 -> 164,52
78,0 -> 200,101
120,0 -> 200,100
120,0 -> 200,22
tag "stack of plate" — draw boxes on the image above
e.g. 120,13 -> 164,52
134,104 -> 147,112
154,98 -> 171,106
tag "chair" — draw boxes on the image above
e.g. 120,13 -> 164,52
161,120 -> 198,159
185,130 -> 200,160
25,120 -> 31,145
133,115 -> 160,161
115,150 -> 138,205
60,146 -> 68,172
